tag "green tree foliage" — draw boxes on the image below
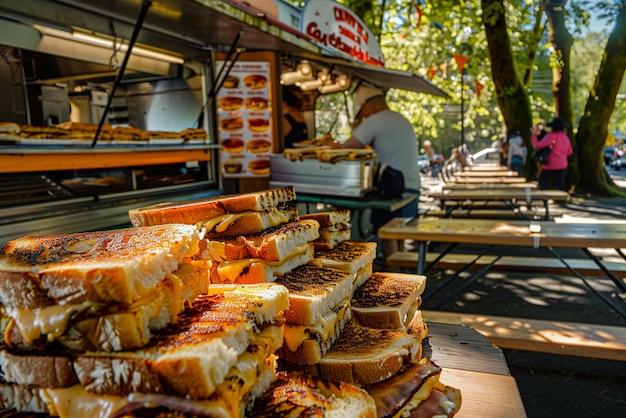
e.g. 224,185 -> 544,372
302,0 -> 625,194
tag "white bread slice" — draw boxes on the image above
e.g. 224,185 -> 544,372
0,382 -> 53,414
351,272 -> 427,330
311,228 -> 352,250
128,186 -> 296,227
310,323 -> 421,386
198,220 -> 319,262
281,300 -> 351,365
3,263 -> 208,351
249,371 -> 377,418
209,243 -> 313,284
73,284 -> 288,399
0,224 -> 201,308
0,343 -> 77,388
273,263 -> 354,326
299,210 -> 350,228
313,241 -> 377,275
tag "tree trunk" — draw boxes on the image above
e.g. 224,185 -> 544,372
544,1 -> 574,123
575,3 -> 626,195
523,3 -> 546,88
481,0 -> 533,175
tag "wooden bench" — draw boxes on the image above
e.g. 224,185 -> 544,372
385,251 -> 626,277
424,310 -> 626,361
423,208 -> 565,220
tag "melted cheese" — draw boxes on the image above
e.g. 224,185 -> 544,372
197,207 -> 289,234
165,270 -> 183,322
3,301 -> 101,344
42,384 -> 128,418
283,301 -> 348,352
4,268 -> 186,344
216,243 -> 309,284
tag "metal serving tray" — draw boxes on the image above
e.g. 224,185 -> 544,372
270,155 -> 375,197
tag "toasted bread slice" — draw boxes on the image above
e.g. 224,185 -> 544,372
0,342 -> 78,388
209,243 -> 313,284
311,228 -> 352,250
300,210 -> 351,250
273,264 -> 354,326
313,241 -> 377,275
73,284 -> 289,399
299,210 -> 350,228
2,263 -> 207,352
351,273 -> 427,330
198,220 -> 319,262
0,224 -> 201,308
281,300 -> 351,365
249,371 -> 377,418
128,186 -> 296,227
310,323 -> 421,386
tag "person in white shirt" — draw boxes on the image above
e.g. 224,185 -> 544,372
330,84 -> 420,262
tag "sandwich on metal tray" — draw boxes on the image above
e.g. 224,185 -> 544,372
0,224 -> 207,352
129,186 -> 318,284
299,209 -> 351,250
273,263 -> 354,366
0,283 -> 290,418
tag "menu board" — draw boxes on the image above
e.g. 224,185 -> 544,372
216,61 -> 272,178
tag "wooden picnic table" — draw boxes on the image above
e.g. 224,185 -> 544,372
454,170 -> 519,177
428,189 -> 569,220
463,165 -> 510,172
378,217 -> 626,319
425,322 -> 526,417
442,182 -> 538,190
451,176 -> 529,184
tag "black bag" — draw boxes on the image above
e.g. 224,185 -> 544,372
376,165 -> 405,199
533,141 -> 555,164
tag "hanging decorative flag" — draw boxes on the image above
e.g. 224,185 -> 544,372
475,80 -> 484,98
453,53 -> 471,74
414,2 -> 424,26
427,66 -> 437,80
440,62 -> 448,78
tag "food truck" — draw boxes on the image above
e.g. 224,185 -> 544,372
0,0 -> 445,244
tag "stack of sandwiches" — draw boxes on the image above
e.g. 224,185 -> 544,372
129,186 -> 319,284
0,225 -> 295,417
0,187 -> 461,417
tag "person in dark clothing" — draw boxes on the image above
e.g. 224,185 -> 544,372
282,86 -> 308,148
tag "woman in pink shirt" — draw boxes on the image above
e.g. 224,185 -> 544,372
531,116 -> 573,191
